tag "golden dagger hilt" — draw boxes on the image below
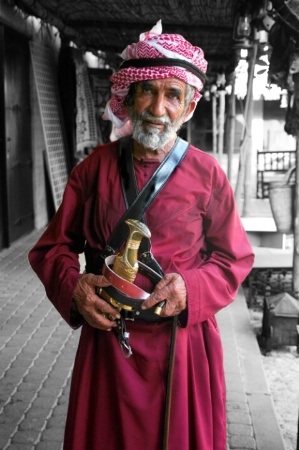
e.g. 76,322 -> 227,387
116,219 -> 165,316
112,219 -> 151,283
100,219 -> 151,312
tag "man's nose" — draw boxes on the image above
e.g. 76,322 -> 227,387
148,93 -> 166,117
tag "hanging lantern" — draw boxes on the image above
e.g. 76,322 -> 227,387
235,15 -> 252,39
233,13 -> 253,49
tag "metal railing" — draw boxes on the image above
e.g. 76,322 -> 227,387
256,150 -> 296,198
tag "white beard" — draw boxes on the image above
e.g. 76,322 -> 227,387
129,110 -> 184,151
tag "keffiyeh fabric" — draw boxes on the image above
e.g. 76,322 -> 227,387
103,20 -> 208,139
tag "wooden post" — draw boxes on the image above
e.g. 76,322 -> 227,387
292,74 -> 299,297
293,136 -> 299,297
212,92 -> 217,157
243,42 -> 259,217
234,42 -> 258,214
217,89 -> 226,167
226,72 -> 236,183
242,92 -> 254,217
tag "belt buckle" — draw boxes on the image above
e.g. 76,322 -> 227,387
121,309 -> 136,321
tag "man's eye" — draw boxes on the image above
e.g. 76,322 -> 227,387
167,90 -> 182,101
142,86 -> 152,94
168,93 -> 179,100
139,83 -> 153,94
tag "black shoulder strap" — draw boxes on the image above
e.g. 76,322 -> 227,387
102,136 -> 189,258
119,137 -> 162,275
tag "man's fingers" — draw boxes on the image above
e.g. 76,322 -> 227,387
78,295 -> 120,330
83,307 -> 118,331
142,286 -> 168,309
95,295 -> 121,319
85,273 -> 111,287
73,273 -> 119,330
141,273 -> 187,316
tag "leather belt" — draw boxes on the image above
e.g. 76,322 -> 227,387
103,255 -> 149,300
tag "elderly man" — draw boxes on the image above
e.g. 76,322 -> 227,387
29,21 -> 254,450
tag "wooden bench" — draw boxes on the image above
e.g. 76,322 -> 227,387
256,150 -> 296,199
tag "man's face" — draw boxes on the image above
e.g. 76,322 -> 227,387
126,78 -> 196,151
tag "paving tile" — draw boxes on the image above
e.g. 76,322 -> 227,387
229,435 -> 257,449
11,429 -> 38,445
227,411 -> 252,426
228,423 -> 254,436
226,401 -> 250,413
18,415 -> 45,431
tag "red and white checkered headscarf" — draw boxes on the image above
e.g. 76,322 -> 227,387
103,20 -> 208,140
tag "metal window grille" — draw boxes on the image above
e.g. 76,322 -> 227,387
30,41 -> 68,210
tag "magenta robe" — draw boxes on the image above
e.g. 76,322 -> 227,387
28,140 -> 254,450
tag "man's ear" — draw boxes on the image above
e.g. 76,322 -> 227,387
185,100 -> 197,118
182,99 -> 197,123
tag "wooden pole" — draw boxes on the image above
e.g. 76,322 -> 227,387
290,55 -> 299,450
217,89 -> 226,166
293,127 -> 299,296
234,42 -> 258,214
292,73 -> 299,297
242,86 -> 255,217
226,72 -> 236,183
212,92 -> 217,157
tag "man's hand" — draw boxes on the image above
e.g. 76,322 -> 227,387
73,273 -> 120,330
141,273 -> 187,317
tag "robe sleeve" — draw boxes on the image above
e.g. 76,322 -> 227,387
178,178 -> 254,328
28,166 -> 86,328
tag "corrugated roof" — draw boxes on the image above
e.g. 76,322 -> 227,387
8,0 -> 241,76
6,0 -> 299,81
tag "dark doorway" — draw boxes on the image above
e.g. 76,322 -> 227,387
0,26 -> 33,249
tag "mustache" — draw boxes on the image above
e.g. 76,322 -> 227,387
139,110 -> 171,125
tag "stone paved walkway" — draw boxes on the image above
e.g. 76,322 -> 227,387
0,230 -> 287,449
0,232 -> 79,449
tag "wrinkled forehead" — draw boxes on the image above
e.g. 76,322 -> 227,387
137,78 -> 188,90
127,77 -> 188,97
